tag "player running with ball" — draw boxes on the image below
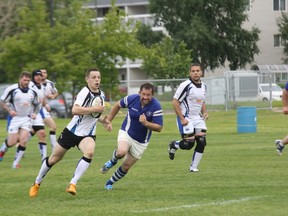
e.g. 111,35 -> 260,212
29,68 -> 110,197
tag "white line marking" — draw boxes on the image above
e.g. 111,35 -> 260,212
130,196 -> 267,213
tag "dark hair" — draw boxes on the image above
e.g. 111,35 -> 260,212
86,68 -> 100,77
190,62 -> 202,68
20,71 -> 31,79
140,83 -> 154,94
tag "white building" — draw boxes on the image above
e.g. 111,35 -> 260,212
85,0 -> 288,81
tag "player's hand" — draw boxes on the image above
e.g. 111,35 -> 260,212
102,116 -> 112,131
139,114 -> 147,125
181,118 -> 188,126
93,105 -> 105,114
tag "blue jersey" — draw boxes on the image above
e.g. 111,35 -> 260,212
120,94 -> 163,144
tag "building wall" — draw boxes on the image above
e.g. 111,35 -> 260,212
244,0 -> 285,67
86,0 -> 287,79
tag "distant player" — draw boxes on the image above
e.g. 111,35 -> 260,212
41,68 -> 58,150
168,63 -> 209,172
0,71 -> 39,168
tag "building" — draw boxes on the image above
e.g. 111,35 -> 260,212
85,0 -> 288,83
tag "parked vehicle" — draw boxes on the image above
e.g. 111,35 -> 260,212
258,83 -> 283,101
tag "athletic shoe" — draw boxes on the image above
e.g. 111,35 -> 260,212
275,140 -> 285,156
168,141 -> 177,160
100,160 -> 115,174
66,184 -> 77,195
29,183 -> 40,198
105,184 -> 113,190
0,151 -> 6,161
12,164 -> 21,169
190,168 -> 199,172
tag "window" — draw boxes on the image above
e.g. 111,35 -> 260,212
274,34 -> 286,47
273,0 -> 286,11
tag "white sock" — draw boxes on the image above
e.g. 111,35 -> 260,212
70,157 -> 91,185
13,146 -> 25,167
0,141 -> 8,152
35,158 -> 51,184
190,151 -> 203,170
49,131 -> 57,150
38,143 -> 47,161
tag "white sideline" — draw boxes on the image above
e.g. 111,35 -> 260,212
130,196 -> 267,213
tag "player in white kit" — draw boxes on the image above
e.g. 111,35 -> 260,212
168,63 -> 209,172
40,68 -> 58,151
29,68 -> 110,197
0,71 -> 39,168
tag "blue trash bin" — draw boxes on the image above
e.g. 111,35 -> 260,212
237,107 -> 257,133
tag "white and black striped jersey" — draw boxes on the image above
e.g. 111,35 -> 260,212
173,79 -> 207,117
66,86 -> 105,137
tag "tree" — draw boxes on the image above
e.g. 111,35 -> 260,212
141,37 -> 191,92
278,12 -> 288,63
0,0 -> 145,97
136,23 -> 165,48
149,0 -> 260,70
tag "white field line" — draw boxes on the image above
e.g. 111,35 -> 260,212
130,196 -> 268,213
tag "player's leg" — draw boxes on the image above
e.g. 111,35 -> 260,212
100,130 -> 129,174
44,115 -> 57,150
104,137 -> 146,190
189,129 -> 207,172
12,128 -> 30,168
29,141 -> 68,198
66,137 -> 95,195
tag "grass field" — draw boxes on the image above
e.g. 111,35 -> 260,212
1,109 -> 288,216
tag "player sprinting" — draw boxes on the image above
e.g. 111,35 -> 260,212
29,68 -> 109,197
168,63 -> 209,172
100,83 -> 163,190
275,81 -> 288,155
0,71 -> 39,168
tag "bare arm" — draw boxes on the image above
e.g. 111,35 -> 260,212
172,98 -> 188,126
72,104 -> 105,116
282,88 -> 288,114
0,100 -> 16,116
201,103 -> 209,120
139,114 -> 163,132
106,101 -> 121,122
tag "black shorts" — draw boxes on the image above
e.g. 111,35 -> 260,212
57,128 -> 96,150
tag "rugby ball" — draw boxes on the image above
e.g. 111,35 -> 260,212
89,95 -> 104,118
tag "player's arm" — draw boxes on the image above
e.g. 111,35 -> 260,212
139,114 -> 163,132
106,100 -> 121,122
0,99 -> 15,116
72,103 -> 104,116
172,98 -> 188,126
282,88 -> 288,114
201,102 -> 208,120
46,91 -> 58,100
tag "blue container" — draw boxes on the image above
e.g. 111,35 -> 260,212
237,107 -> 257,133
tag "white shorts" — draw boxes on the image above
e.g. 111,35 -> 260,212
40,107 -> 51,119
117,130 -> 148,159
178,115 -> 207,135
8,116 -> 32,133
32,113 -> 45,126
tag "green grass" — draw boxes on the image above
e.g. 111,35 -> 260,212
1,110 -> 288,216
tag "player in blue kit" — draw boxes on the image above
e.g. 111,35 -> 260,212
100,82 -> 163,190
